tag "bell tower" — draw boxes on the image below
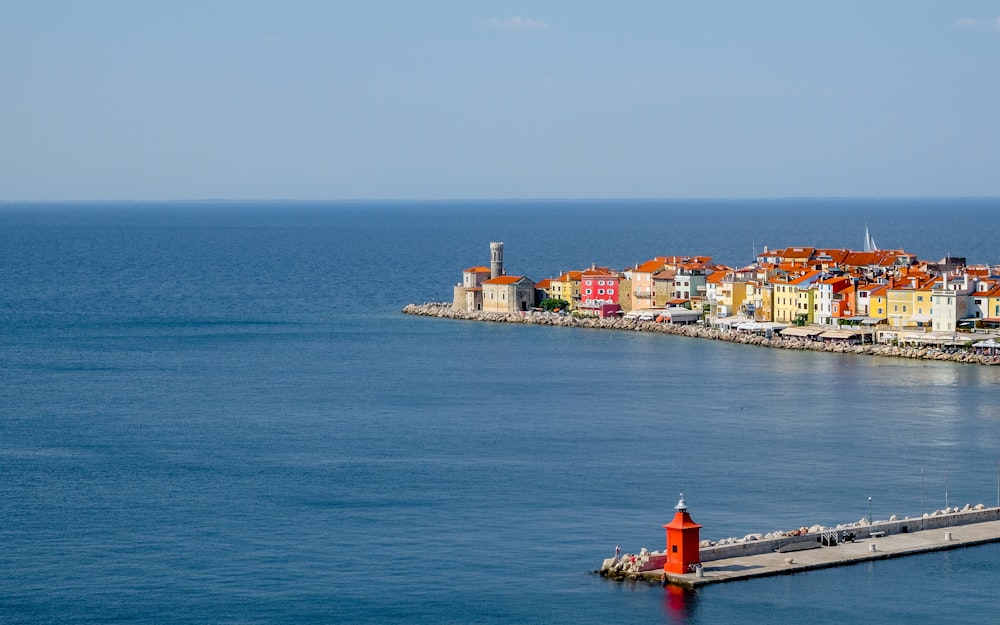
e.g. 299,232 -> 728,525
664,493 -> 702,574
490,241 -> 504,279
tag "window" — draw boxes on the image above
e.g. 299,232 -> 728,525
598,289 -> 605,295
672,545 -> 678,553
585,289 -> 592,295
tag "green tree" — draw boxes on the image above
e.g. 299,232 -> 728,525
540,298 -> 570,312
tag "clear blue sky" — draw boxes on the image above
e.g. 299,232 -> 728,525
2,1 -> 998,200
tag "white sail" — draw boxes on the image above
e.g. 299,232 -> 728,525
864,225 -> 878,252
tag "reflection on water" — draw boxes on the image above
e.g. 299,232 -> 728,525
662,585 -> 699,624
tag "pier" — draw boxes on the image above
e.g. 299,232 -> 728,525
598,505 -> 1000,588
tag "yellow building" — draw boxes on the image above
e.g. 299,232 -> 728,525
717,277 -> 748,317
886,275 -> 936,328
772,271 -> 820,324
753,283 -> 774,321
985,285 -> 1000,322
548,270 -> 583,310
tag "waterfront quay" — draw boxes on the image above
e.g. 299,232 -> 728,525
599,506 -> 1000,589
403,303 -> 1000,366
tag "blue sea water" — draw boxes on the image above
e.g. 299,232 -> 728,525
1,198 -> 999,624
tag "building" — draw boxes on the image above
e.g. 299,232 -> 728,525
549,270 -> 583,310
626,258 -> 666,311
452,266 -> 491,311
578,265 -> 620,317
814,276 -> 855,325
482,275 -> 536,313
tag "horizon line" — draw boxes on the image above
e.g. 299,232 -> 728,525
1,195 -> 999,205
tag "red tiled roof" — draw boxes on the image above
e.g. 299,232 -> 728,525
633,259 -> 666,273
483,275 -> 527,285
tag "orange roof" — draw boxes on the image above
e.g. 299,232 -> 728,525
464,266 -> 491,273
555,270 -> 583,282
813,249 -> 850,265
534,278 -> 552,289
842,251 -> 881,267
782,247 -> 815,260
633,258 -> 666,273
483,275 -> 527,285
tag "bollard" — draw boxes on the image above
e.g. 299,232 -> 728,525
944,531 -> 952,541
869,543 -> 877,552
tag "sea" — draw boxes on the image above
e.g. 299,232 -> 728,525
1,198 -> 999,624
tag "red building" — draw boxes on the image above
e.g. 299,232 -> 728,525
579,265 -> 620,317
664,494 -> 702,574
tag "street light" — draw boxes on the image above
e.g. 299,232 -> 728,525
868,496 -> 873,526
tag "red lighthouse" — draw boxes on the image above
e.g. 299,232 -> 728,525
664,493 -> 702,575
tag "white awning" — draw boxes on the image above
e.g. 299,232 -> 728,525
909,314 -> 933,323
819,329 -> 862,340
780,327 -> 824,338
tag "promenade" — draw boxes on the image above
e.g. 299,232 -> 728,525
402,303 -> 1000,366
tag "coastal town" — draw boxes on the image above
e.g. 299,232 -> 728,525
404,237 -> 1000,361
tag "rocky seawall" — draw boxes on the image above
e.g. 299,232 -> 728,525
402,303 -> 999,366
596,504 -> 1000,582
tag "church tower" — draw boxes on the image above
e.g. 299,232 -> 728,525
490,241 -> 504,279
664,494 -> 703,574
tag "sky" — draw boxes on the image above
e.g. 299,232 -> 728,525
2,1 -> 999,201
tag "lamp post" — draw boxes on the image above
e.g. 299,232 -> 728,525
868,496 -> 873,526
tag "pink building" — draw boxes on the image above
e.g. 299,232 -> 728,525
579,266 -> 621,317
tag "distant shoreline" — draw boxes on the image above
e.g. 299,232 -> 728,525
402,303 -> 999,366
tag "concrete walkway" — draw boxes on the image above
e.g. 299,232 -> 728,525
661,519 -> 1000,588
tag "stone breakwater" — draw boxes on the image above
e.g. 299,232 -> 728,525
402,303 -> 999,365
597,504 -> 1000,582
